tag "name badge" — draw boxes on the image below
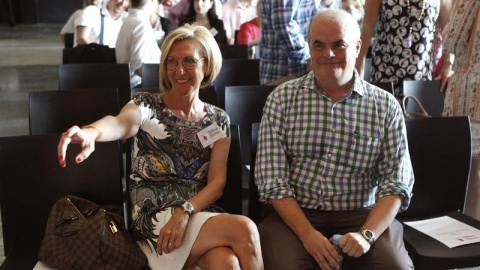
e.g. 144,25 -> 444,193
210,27 -> 219,37
197,123 -> 226,148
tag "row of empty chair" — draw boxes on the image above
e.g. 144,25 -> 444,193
63,43 -> 251,64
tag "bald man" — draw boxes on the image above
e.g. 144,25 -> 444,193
255,10 -> 414,270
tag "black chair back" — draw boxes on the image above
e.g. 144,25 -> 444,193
58,63 -> 131,107
225,85 -> 276,164
130,86 -> 218,107
64,33 -> 74,49
219,44 -> 249,59
398,117 -> 472,220
372,81 -> 395,95
0,134 -> 123,269
63,44 -> 116,64
248,123 -> 261,224
212,59 -> 260,109
403,80 -> 445,117
141,63 -> 160,88
216,125 -> 243,214
29,88 -> 119,134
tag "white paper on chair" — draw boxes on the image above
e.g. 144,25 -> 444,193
404,216 -> 480,248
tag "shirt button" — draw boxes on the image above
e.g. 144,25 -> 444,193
331,128 -> 336,133
328,153 -> 332,158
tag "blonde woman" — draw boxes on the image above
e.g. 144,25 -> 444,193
58,24 -> 264,270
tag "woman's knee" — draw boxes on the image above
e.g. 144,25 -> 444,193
198,247 -> 240,270
228,215 -> 260,244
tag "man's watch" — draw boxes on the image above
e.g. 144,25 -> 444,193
180,201 -> 195,216
360,229 -> 375,245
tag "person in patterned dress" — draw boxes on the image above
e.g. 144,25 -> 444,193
58,24 -> 264,270
356,0 -> 452,97
442,0 -> 480,220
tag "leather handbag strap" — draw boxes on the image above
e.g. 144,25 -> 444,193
402,95 -> 431,118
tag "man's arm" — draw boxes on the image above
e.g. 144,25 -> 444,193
76,26 -> 93,45
338,195 -> 403,257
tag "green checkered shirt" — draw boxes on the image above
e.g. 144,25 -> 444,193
255,71 -> 414,211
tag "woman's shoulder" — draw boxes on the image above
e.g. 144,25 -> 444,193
205,103 -> 230,123
133,92 -> 164,108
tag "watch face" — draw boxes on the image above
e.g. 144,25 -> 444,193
183,202 -> 194,214
364,230 -> 373,238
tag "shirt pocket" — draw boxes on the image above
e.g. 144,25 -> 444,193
346,130 -> 381,172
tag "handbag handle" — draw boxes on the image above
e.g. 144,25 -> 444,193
401,95 -> 431,118
52,215 -> 81,237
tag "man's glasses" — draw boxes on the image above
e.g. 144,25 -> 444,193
165,57 -> 205,70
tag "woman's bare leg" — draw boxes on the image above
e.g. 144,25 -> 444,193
195,246 -> 240,270
184,214 -> 263,270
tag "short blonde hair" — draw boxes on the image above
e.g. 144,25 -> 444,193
159,24 -> 223,92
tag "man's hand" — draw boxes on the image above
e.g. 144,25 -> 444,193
338,232 -> 371,258
301,230 -> 342,270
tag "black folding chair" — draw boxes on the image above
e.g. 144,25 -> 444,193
397,117 -> 480,269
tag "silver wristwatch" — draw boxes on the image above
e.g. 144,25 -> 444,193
360,229 -> 375,245
181,201 -> 195,216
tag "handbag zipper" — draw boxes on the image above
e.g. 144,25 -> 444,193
66,197 -> 87,221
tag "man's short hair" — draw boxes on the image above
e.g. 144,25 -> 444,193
131,0 -> 149,7
307,9 -> 361,43
159,24 -> 223,92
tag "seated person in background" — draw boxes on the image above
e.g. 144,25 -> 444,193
222,0 -> 258,45
167,0 -> 223,28
60,0 -> 102,43
58,24 -> 264,270
116,0 -> 162,88
178,0 -> 227,44
255,10 -> 414,270
75,0 -> 130,47
236,1 -> 260,58
150,0 -> 174,46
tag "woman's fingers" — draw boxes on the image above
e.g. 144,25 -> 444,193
57,125 -> 96,167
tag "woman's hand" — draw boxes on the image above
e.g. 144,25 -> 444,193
57,125 -> 100,167
157,207 -> 190,255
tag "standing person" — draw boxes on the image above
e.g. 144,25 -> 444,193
255,10 -> 414,269
60,0 -> 103,43
150,0 -> 175,46
259,0 -> 317,84
76,0 -> 130,47
58,24 -> 264,270
356,0 -> 452,97
178,0 -> 227,44
442,0 -> 480,220
222,0 -> 258,45
115,0 -> 162,88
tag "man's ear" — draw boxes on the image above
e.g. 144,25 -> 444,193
355,39 -> 362,56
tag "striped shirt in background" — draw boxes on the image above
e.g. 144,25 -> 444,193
255,71 -> 414,212
259,0 -> 317,84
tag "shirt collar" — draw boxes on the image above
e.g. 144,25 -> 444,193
310,70 -> 365,101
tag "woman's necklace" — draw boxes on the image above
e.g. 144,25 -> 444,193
404,0 -> 426,48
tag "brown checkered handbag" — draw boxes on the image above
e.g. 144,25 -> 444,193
38,195 -> 148,270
